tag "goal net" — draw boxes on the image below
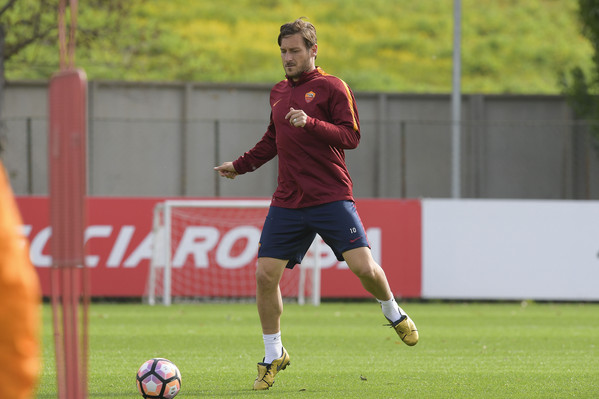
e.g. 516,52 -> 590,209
147,199 -> 321,306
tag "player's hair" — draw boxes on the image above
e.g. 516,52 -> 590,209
278,17 -> 317,50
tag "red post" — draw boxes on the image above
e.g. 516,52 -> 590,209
49,68 -> 88,399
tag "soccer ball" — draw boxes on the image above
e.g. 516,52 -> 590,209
136,358 -> 182,399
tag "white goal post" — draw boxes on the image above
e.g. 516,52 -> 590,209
147,199 -> 321,306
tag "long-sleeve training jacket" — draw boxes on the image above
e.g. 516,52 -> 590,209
232,67 -> 361,208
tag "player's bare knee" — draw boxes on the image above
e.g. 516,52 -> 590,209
255,268 -> 278,290
351,263 -> 378,281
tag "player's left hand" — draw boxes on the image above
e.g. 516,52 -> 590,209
285,107 -> 307,127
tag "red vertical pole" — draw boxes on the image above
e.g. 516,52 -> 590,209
49,68 -> 88,399
50,267 -> 66,396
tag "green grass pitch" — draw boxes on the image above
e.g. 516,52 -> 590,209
36,301 -> 599,398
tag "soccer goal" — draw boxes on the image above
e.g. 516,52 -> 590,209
147,199 -> 321,306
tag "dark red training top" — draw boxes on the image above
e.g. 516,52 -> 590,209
233,67 -> 361,208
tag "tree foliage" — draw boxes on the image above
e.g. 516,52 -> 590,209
1,0 -> 593,95
561,0 -> 599,150
0,0 -> 145,153
0,0 -> 144,80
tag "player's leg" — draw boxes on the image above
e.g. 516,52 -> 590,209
312,201 -> 418,346
254,256 -> 290,390
309,201 -> 392,300
253,206 -> 313,390
256,256 -> 287,335
342,246 -> 393,301
342,247 -> 418,345
343,248 -> 418,345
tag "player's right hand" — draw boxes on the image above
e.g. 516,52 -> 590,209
214,162 -> 239,179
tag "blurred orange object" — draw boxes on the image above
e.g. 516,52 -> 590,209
0,162 -> 41,398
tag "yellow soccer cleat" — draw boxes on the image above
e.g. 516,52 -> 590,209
253,347 -> 290,390
387,315 -> 419,346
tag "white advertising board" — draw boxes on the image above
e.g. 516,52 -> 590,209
422,199 -> 599,300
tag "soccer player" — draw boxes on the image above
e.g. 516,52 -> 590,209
0,161 -> 41,398
214,17 -> 418,390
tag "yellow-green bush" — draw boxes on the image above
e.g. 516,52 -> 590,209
4,0 -> 593,94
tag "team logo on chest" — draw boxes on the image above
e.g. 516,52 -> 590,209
305,91 -> 316,103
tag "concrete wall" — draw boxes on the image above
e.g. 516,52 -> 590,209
2,80 -> 598,199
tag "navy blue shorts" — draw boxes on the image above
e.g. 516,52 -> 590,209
258,200 -> 370,269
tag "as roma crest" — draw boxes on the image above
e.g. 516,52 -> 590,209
305,91 -> 316,103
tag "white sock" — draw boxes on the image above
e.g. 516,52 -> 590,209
263,332 -> 283,364
377,296 -> 404,323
